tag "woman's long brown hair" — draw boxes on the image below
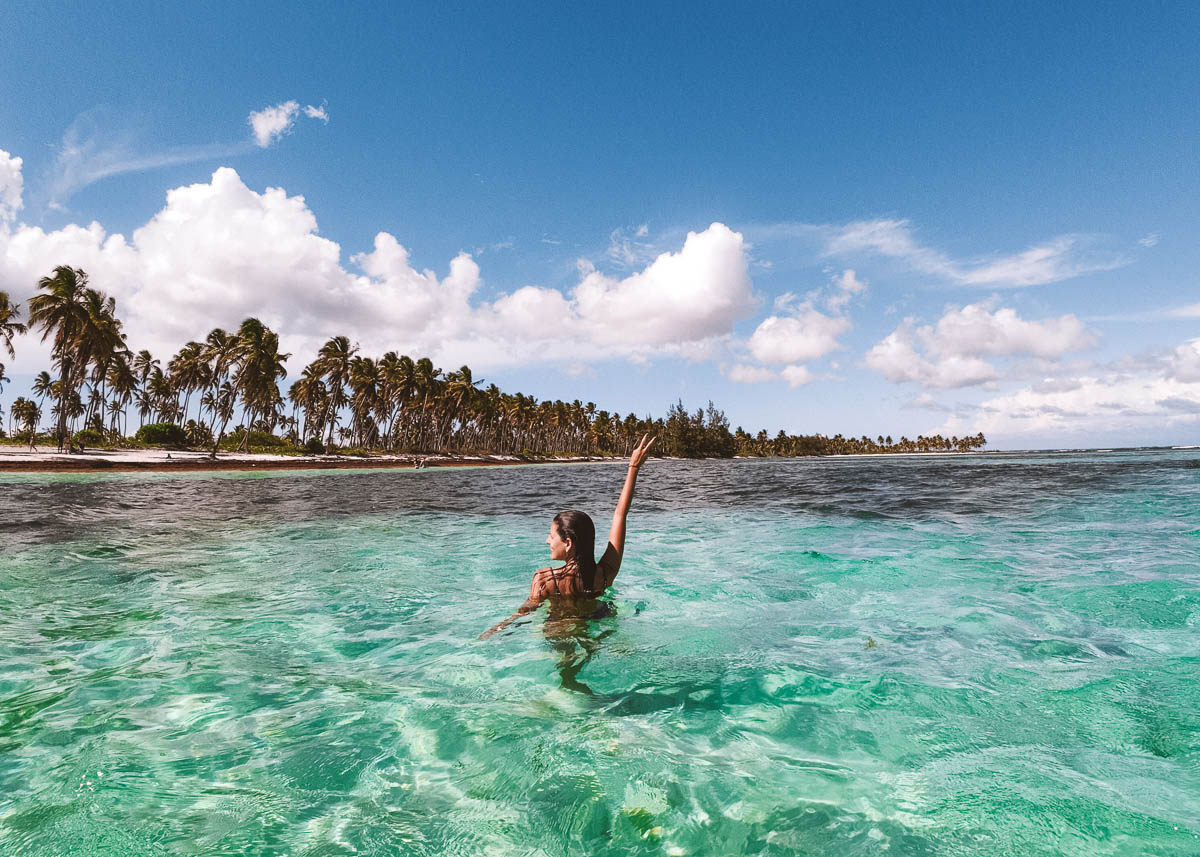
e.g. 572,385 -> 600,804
553,509 -> 598,592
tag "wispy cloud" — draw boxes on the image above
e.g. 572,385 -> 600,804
43,108 -> 248,210
744,218 -> 1131,289
823,219 -> 1129,287
901,393 -> 954,413
39,101 -> 331,212
606,223 -> 654,268
1086,299 -> 1200,322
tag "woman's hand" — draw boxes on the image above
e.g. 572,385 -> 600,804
629,434 -> 657,468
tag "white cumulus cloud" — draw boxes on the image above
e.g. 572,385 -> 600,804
725,277 -> 854,387
573,222 -> 755,347
0,150 -> 23,223
936,360 -> 1200,443
780,364 -> 814,387
865,301 -> 1096,389
0,158 -> 755,376
249,100 -> 329,147
726,363 -> 777,384
924,302 -> 1095,359
826,268 -> 866,312
748,309 -> 849,365
1167,339 -> 1200,383
865,325 -> 999,388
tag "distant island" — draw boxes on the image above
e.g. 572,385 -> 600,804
0,265 -> 986,461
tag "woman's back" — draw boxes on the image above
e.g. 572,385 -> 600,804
536,549 -> 620,617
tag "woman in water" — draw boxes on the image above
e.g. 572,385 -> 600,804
481,434 -> 657,639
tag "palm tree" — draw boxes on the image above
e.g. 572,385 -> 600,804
105,353 -> 136,437
168,341 -> 211,423
133,350 -> 159,386
347,355 -> 380,448
199,328 -> 238,443
412,357 -> 441,451
376,351 -> 402,449
10,396 -> 40,450
74,291 -> 127,436
147,367 -> 173,423
288,363 -> 327,445
30,370 -> 52,406
390,354 -> 418,449
0,291 -> 25,360
27,266 -> 100,451
231,318 -> 288,452
315,336 -> 356,449
202,380 -> 236,458
440,364 -> 481,449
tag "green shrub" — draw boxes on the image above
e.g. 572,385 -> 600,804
73,428 -> 104,447
11,430 -> 48,445
136,423 -> 187,445
246,430 -> 283,447
304,438 -> 325,454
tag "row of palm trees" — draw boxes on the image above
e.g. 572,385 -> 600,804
0,266 -> 288,455
0,265 -> 988,459
283,337 -> 664,455
0,266 -> 661,456
1,288 -> 34,444
733,428 -> 987,457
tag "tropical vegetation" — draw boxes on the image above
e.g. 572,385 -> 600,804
0,267 -> 987,458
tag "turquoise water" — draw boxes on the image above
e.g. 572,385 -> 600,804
1,451 -> 1198,856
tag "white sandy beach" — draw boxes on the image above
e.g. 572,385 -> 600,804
0,445 -> 600,472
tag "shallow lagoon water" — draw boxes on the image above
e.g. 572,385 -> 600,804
1,451 -> 1198,855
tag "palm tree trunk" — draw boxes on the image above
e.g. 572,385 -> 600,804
57,360 -> 73,452
211,406 -> 231,459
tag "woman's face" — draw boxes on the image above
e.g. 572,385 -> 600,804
546,521 -> 572,561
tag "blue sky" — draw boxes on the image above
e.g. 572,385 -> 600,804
1,1 -> 1198,448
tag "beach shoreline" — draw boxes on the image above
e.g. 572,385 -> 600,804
0,446 -> 611,473
0,444 -> 1157,474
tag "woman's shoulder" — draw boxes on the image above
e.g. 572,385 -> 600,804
532,565 -> 563,590
598,544 -> 620,571
596,545 -> 621,588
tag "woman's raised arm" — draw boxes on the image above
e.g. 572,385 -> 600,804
601,434 -> 656,580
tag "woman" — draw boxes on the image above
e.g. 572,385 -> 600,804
481,434 -> 656,639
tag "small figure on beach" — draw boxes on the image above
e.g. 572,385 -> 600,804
481,433 -> 656,639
